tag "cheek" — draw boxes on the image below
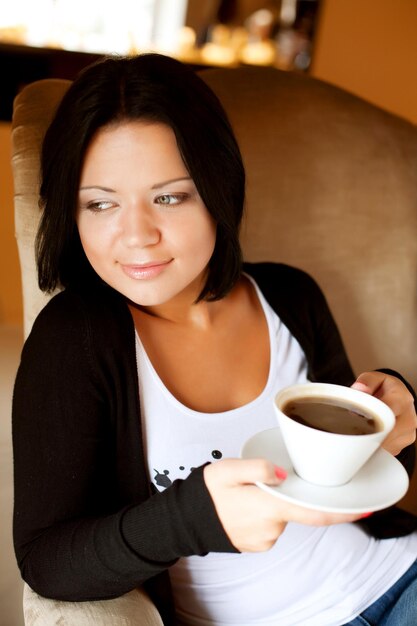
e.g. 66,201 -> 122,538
203,219 -> 217,258
77,220 -> 93,257
77,218 -> 113,265
180,213 -> 217,257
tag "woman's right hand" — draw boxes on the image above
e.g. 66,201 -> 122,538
203,458 -> 367,552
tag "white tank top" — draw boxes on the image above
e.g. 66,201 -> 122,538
135,275 -> 417,625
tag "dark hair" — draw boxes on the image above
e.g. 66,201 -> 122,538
37,53 -> 245,301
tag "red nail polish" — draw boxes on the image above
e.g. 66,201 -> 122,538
274,466 -> 287,480
360,512 -> 373,519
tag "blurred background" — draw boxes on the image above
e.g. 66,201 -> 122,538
0,0 -> 321,120
0,2 -> 416,624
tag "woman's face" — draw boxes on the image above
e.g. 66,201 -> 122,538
77,121 -> 216,311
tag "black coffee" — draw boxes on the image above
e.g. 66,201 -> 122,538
283,398 -> 383,436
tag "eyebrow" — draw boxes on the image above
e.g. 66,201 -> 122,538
79,177 -> 192,193
79,185 -> 115,192
151,176 -> 192,189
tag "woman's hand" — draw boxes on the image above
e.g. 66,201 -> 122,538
203,459 -> 366,552
352,371 -> 417,456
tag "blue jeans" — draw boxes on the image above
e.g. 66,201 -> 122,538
343,558 -> 417,625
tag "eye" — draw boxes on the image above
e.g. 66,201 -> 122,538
83,199 -> 116,212
154,193 -> 188,206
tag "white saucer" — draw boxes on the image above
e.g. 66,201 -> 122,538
241,427 -> 409,513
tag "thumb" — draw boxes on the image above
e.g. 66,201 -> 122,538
208,458 -> 286,487
351,371 -> 384,396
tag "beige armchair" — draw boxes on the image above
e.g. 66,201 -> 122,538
12,65 -> 417,624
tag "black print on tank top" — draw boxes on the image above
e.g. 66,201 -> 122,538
152,450 -> 223,491
153,469 -> 172,488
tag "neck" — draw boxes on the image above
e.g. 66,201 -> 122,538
131,295 -> 223,330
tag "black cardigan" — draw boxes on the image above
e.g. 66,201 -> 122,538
12,263 -> 417,624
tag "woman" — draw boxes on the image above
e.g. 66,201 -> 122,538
13,53 -> 417,625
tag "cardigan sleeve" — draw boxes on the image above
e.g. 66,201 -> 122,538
12,290 -> 236,602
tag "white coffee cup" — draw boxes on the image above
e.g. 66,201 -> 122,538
274,383 -> 395,487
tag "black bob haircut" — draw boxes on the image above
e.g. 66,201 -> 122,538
37,53 -> 246,301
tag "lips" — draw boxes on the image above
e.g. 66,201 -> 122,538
120,259 -> 173,280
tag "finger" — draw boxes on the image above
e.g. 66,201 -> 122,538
382,407 -> 417,454
383,431 -> 416,456
351,373 -> 416,455
209,458 -> 286,487
280,500 -> 370,526
352,372 -> 415,419
351,371 -> 385,396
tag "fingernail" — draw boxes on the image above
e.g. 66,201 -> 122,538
360,512 -> 373,518
274,466 -> 287,480
352,382 -> 369,392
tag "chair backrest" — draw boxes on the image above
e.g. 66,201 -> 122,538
12,79 -> 71,335
12,67 -> 417,394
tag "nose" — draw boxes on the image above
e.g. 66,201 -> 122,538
121,204 -> 161,248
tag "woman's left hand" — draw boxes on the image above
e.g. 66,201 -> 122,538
352,371 -> 417,456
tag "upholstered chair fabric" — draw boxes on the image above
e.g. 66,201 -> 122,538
23,583 -> 163,625
12,79 -> 69,336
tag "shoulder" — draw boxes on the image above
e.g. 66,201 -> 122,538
242,261 -> 334,356
243,261 -> 320,286
24,284 -> 134,362
243,263 -> 355,385
32,284 -> 129,329
243,262 -> 325,306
